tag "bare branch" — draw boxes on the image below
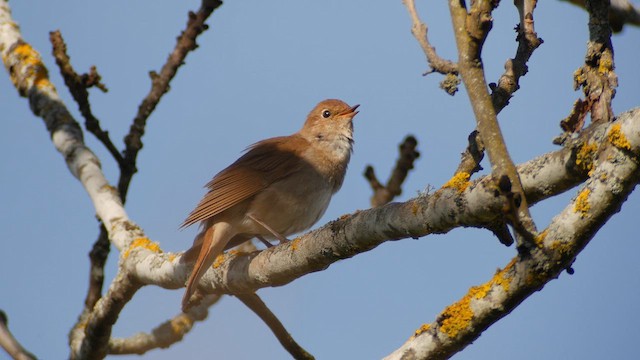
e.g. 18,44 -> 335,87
70,273 -> 142,359
491,0 -> 543,113
49,30 -> 123,168
365,135 -> 420,207
236,293 -> 315,360
455,130 -> 484,175
574,0 -> 618,124
0,310 -> 37,360
108,295 -> 221,355
402,0 -> 460,94
119,0 -> 223,202
448,0 -> 538,250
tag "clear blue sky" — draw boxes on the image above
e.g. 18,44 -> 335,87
1,1 -> 639,359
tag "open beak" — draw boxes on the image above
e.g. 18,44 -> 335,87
341,104 -> 360,118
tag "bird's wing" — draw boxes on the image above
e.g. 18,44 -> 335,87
181,135 -> 308,228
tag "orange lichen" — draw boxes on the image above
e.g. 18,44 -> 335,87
291,238 -> 301,251
9,43 -> 51,89
608,124 -> 632,150
123,237 -> 162,259
409,323 -> 431,340
574,188 -> 591,218
168,253 -> 177,262
443,172 -> 471,193
575,142 -> 598,175
212,254 -> 226,268
440,260 -> 514,338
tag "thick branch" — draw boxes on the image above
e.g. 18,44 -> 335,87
449,0 -> 538,248
121,108 -> 640,296
119,0 -> 222,202
0,1 -> 129,248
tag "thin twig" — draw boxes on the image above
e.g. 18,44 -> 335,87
365,135 -> 420,207
236,293 -> 315,360
491,0 -> 543,113
119,0 -> 222,203
49,31 -> 122,167
402,0 -> 460,95
0,310 -> 37,360
455,130 -> 484,175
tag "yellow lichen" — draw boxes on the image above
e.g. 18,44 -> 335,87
170,315 -> 193,334
291,238 -> 301,251
443,172 -> 471,193
409,323 -> 431,340
123,237 -> 162,259
598,56 -> 613,74
168,253 -> 177,262
212,254 -> 226,268
574,188 -> 591,218
575,142 -> 598,175
608,124 -> 632,150
573,68 -> 586,85
440,260 -> 514,338
534,229 -> 549,248
550,239 -> 573,256
10,43 -> 51,89
439,296 -> 474,338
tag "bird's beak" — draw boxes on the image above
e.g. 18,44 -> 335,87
341,104 -> 360,118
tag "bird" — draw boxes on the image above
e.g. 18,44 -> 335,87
181,99 -> 359,311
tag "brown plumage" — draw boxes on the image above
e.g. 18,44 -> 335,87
181,99 -> 359,311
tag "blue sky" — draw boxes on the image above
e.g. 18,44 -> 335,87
1,1 -> 639,359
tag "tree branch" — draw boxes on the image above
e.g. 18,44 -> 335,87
449,0 -> 538,250
236,293 -> 315,360
402,0 -> 460,94
119,107 -> 640,297
0,310 -> 37,360
562,0 -> 640,32
108,295 -> 222,355
491,0 -> 543,113
48,30 -> 121,167
119,0 -> 223,203
385,107 -> 640,359
364,135 -> 420,207
70,273 -> 142,359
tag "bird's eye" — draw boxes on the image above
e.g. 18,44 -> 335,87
322,110 -> 331,118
